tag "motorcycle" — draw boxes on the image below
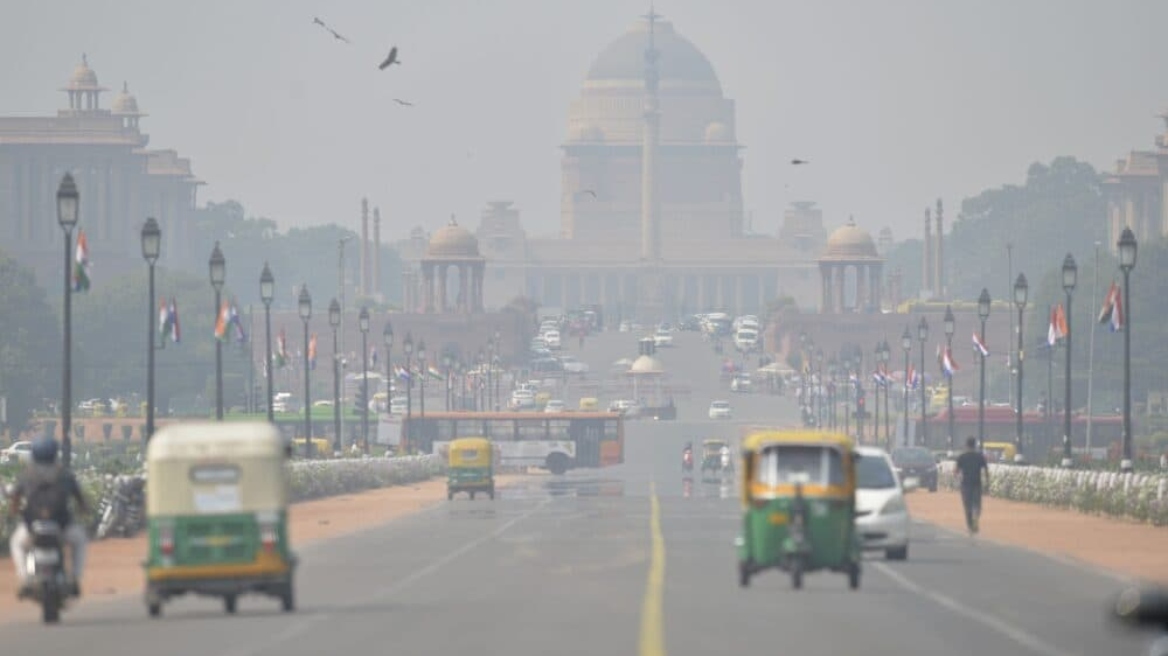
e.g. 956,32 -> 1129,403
22,519 -> 71,624
1111,585 -> 1168,656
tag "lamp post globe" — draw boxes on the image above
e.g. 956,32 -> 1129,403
260,263 -> 274,304
141,218 -> 161,263
57,173 -> 79,229
328,298 -> 340,328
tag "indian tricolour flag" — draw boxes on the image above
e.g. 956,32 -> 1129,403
73,230 -> 91,292
275,328 -> 288,368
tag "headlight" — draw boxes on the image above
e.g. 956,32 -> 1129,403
880,494 -> 906,515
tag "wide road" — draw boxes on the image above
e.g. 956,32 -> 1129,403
0,330 -> 1154,654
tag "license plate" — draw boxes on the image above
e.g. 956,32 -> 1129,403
904,476 -> 920,489
33,549 -> 60,565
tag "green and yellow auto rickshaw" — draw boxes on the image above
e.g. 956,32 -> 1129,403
143,422 -> 296,617
700,438 -> 732,481
447,436 -> 495,500
735,430 -> 861,590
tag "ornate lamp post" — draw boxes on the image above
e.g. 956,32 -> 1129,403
1118,228 -> 1137,473
814,347 -> 824,427
918,317 -> 929,448
383,322 -> 394,413
977,289 -> 991,451
944,305 -> 956,456
476,350 -> 485,410
403,333 -> 414,450
418,340 -> 427,420
298,285 -> 312,458
209,242 -> 226,420
901,327 -> 912,447
443,354 -> 453,410
1013,273 -> 1029,464
493,329 -> 502,409
881,340 -> 892,449
141,218 -> 161,443
874,342 -> 883,447
260,263 -> 275,423
842,353 -> 852,437
56,174 -> 79,466
328,299 -> 341,454
826,358 -> 837,430
359,306 -> 370,454
1061,254 -> 1077,468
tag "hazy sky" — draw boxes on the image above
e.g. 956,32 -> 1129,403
3,0 -> 1167,243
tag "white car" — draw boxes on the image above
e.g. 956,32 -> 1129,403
544,399 -> 567,413
708,400 -> 732,420
510,389 -> 537,410
559,355 -> 589,374
1,440 -> 33,464
734,329 -> 759,352
544,330 -> 562,350
854,446 -> 912,560
730,375 -> 753,393
653,329 -> 673,347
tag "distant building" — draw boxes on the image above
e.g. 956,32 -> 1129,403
1102,111 -> 1168,252
397,14 -> 834,319
0,55 -> 203,285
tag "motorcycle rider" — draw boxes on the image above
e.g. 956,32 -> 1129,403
6,438 -> 91,598
682,441 -> 694,468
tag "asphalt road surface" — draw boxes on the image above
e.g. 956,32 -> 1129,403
0,331 -> 1156,654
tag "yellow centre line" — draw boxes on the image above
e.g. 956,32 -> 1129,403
639,481 -> 666,656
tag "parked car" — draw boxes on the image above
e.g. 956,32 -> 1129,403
544,399 -> 567,413
1,440 -> 33,464
708,400 -> 732,420
730,374 -> 753,393
890,446 -> 939,492
653,329 -> 674,348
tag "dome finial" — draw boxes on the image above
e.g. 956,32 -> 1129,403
82,53 -> 88,67
122,81 -> 128,93
449,213 -> 457,226
848,214 -> 855,226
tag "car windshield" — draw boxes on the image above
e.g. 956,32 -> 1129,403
857,454 -> 897,489
891,448 -> 934,467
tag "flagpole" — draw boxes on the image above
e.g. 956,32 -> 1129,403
1085,241 -> 1099,459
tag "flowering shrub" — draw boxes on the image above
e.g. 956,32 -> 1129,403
1,456 -> 443,554
940,462 -> 1168,526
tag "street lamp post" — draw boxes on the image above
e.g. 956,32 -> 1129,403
209,242 -> 226,420
141,218 -> 161,444
485,339 -> 494,411
826,359 -> 836,430
298,285 -> 312,458
443,354 -> 453,410
359,307 -> 370,454
328,299 -> 341,454
1061,254 -> 1077,468
403,333 -> 414,450
383,322 -> 394,419
418,340 -> 427,420
56,174 -> 79,466
477,350 -> 485,410
1118,228 -> 1137,473
881,340 -> 891,450
874,342 -> 882,446
944,306 -> 956,457
1014,273 -> 1029,464
977,289 -> 991,451
260,263 -> 275,423
901,327 -> 912,448
814,348 -> 824,428
493,330 -> 502,409
842,354 -> 852,437
918,317 -> 929,448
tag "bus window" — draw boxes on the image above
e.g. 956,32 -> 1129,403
517,420 -> 548,442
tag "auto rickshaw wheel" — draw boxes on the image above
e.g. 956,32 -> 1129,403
848,562 -> 861,590
224,595 -> 237,614
280,581 -> 295,612
147,602 -> 162,618
791,557 -> 804,590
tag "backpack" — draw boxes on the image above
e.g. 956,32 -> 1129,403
22,467 -> 71,525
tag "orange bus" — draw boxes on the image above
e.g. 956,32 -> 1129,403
400,411 -> 624,474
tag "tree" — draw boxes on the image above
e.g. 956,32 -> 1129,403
948,157 -> 1107,301
0,251 -> 61,433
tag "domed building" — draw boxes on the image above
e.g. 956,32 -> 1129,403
0,56 -> 203,281
817,217 -> 885,314
414,11 -> 835,321
418,218 -> 487,314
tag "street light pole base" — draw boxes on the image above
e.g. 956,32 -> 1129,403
1060,458 -> 1073,468
1120,458 -> 1133,473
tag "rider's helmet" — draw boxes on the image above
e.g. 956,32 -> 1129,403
30,437 -> 59,465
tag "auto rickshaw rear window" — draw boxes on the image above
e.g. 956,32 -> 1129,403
755,446 -> 843,486
189,464 -> 241,484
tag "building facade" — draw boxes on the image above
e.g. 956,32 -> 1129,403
1102,111 -> 1168,252
0,56 -> 202,285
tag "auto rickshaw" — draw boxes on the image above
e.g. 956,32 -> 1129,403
143,422 -> 296,617
447,436 -> 495,500
700,439 -> 732,482
735,430 -> 861,590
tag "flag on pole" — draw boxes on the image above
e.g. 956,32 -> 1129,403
214,301 -> 229,341
972,331 -> 989,357
308,334 -> 317,369
1098,281 -> 1123,332
159,297 -> 180,343
1047,303 -> 1068,346
941,347 -> 959,377
370,347 -> 379,369
275,328 -> 288,368
73,230 -> 91,292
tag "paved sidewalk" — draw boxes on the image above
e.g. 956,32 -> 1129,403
908,489 -> 1168,584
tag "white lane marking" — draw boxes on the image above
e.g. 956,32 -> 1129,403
915,520 -> 1134,585
873,562 -> 1075,656
218,499 -> 550,656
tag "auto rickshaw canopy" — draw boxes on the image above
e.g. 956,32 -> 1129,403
739,430 -> 856,509
145,421 -> 289,516
448,436 -> 493,468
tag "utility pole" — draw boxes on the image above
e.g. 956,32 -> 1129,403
338,235 -> 353,445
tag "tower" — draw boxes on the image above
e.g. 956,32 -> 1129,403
934,198 -> 944,299
373,206 -> 382,300
922,207 -> 932,299
360,198 -> 370,297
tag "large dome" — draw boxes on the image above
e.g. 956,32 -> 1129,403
820,218 -> 880,261
111,82 -> 141,115
585,18 -> 722,92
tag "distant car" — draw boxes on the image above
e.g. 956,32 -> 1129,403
855,446 -> 911,560
510,389 -> 536,410
559,355 -> 589,374
733,329 -> 759,352
544,330 -> 562,350
890,446 -> 939,492
708,400 -> 732,420
653,329 -> 674,348
1,440 -> 33,464
544,399 -> 567,413
730,375 -> 753,393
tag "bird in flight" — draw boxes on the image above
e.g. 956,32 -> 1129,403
393,99 -> 413,107
312,17 -> 350,43
379,46 -> 401,70
791,159 -> 810,165
582,189 -> 597,198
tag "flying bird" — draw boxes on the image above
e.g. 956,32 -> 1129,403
582,189 -> 597,198
312,17 -> 350,43
313,16 -> 325,26
329,28 -> 351,43
379,46 -> 401,70
393,98 -> 413,107
791,159 -> 810,165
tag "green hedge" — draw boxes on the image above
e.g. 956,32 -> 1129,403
940,463 -> 1168,526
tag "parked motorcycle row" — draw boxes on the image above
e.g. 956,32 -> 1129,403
90,474 -> 146,540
